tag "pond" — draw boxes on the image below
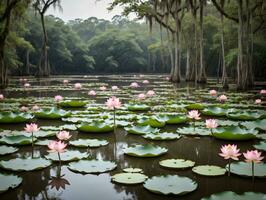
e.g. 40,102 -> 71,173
0,75 -> 265,200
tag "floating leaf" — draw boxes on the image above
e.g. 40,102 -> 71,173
78,121 -> 114,133
202,107 -> 227,117
70,139 -> 108,148
124,144 -> 167,157
45,150 -> 89,162
143,132 -> 181,140
20,130 -> 56,138
112,173 -> 148,184
192,165 -> 226,176
159,159 -> 195,169
0,112 -> 33,123
227,110 -> 262,120
143,175 -> 197,195
163,114 -> 188,124
59,100 -> 87,108
212,126 -> 258,140
34,107 -> 70,119
185,103 -> 205,110
0,145 -> 18,155
254,141 -> 266,151
176,127 -> 210,136
124,125 -> 159,135
123,168 -> 143,173
0,135 -> 36,145
0,173 -> 22,193
126,104 -> 150,111
0,158 -> 52,171
35,139 -> 52,146
68,159 -> 116,173
228,162 -> 266,177
241,119 -> 266,131
137,116 -> 165,128
201,191 -> 266,200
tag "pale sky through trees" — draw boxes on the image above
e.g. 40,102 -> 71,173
46,0 -> 126,21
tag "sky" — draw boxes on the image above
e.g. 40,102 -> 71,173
46,0 -> 127,22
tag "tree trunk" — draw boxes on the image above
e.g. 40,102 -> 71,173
185,48 -> 191,80
25,49 -> 30,75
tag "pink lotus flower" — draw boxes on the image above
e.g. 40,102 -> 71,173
187,110 -> 201,120
209,90 -> 217,96
166,77 -> 170,81
24,83 -> 30,88
143,80 -> 149,84
146,90 -> 155,97
0,94 -> 4,100
219,144 -> 241,160
56,130 -> 71,141
112,86 -> 119,90
24,123 -> 40,133
139,74 -> 144,78
63,79 -> 69,84
54,95 -> 63,102
100,86 -> 107,91
260,89 -> 266,95
138,93 -> 146,100
74,83 -> 82,90
243,150 -> 264,164
48,141 -> 67,153
255,99 -> 262,104
32,105 -> 40,111
20,106 -> 29,112
218,94 -> 227,102
205,119 -> 218,129
88,90 -> 96,96
130,82 -> 139,88
105,96 -> 122,110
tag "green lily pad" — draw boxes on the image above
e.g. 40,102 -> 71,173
34,107 -> 70,119
137,116 -> 166,128
143,132 -> 181,141
228,162 -> 266,177
241,119 -> 266,131
59,100 -> 87,108
35,139 -> 52,146
201,191 -> 266,200
68,159 -> 117,174
0,135 -> 37,145
163,114 -> 188,124
143,175 -> 197,195
0,173 -> 22,193
60,124 -> 77,130
202,107 -> 227,117
126,104 -> 150,111
227,110 -> 262,120
41,126 -> 61,131
0,158 -> 52,171
124,125 -> 159,135
257,134 -> 266,140
176,127 -> 210,136
192,165 -> 226,176
45,150 -> 89,162
70,139 -> 108,148
159,159 -> 195,169
0,112 -> 33,123
112,173 -> 148,184
185,103 -> 205,110
212,126 -> 258,140
78,121 -> 114,133
124,144 -> 167,157
0,145 -> 18,155
20,130 -> 56,138
254,141 -> 266,151
123,168 -> 143,173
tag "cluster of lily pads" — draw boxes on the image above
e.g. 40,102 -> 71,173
0,76 -> 266,199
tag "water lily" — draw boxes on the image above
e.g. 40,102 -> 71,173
143,80 -> 149,84
260,89 -> 266,95
255,99 -> 262,104
56,130 -> 72,141
166,77 -> 170,81
219,144 -> 241,176
218,94 -> 227,102
63,79 -> 69,84
74,83 -> 82,90
209,89 -> 217,97
100,86 -> 107,91
24,123 -> 40,147
130,82 -> 139,88
105,96 -> 122,128
187,110 -> 201,130
88,90 -> 96,96
20,106 -> 29,112
205,119 -> 218,134
48,141 -> 67,164
32,105 -> 40,111
112,86 -> 119,90
0,94 -> 4,100
54,95 -> 63,102
138,93 -> 146,100
146,90 -> 155,97
24,83 -> 31,88
243,150 -> 264,180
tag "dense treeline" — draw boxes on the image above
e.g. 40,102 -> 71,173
0,0 -> 266,89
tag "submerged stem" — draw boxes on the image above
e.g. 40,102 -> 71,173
252,161 -> 255,182
58,152 -> 61,167
228,159 -> 231,176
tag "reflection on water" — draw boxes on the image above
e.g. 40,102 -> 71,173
0,75 -> 265,200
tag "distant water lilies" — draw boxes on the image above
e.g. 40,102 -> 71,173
20,106 -> 29,112
112,86 -> 119,90
209,89 -> 217,97
100,86 -> 107,91
105,96 -> 122,128
146,90 -> 155,97
130,82 -> 139,88
88,90 -> 96,96
54,95 -> 63,102
143,80 -> 149,84
0,94 -> 4,100
63,79 -> 69,85
243,150 -> 264,180
138,93 -> 146,100
205,119 -> 218,135
187,110 -> 201,130
32,105 -> 40,111
218,94 -> 227,102
260,89 -> 266,95
255,99 -> 262,104
74,83 -> 82,90
24,83 -> 31,88
56,130 -> 72,141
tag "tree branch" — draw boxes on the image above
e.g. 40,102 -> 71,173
211,0 -> 239,22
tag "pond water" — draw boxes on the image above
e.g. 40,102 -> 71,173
0,75 -> 265,200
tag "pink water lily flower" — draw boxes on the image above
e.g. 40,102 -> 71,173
187,110 -> 201,120
20,106 -> 29,112
146,90 -> 155,97
74,83 -> 82,90
63,79 -> 69,84
255,99 -> 262,104
24,83 -> 31,88
88,90 -> 96,96
54,95 -> 63,102
209,89 -> 217,96
219,144 -> 241,160
130,82 -> 139,88
243,150 -> 264,164
143,80 -> 149,84
138,93 -> 146,100
105,96 -> 122,110
166,77 -> 170,81
32,105 -> 40,111
56,130 -> 71,141
100,86 -> 107,91
48,141 -> 67,153
0,94 -> 4,100
24,123 -> 40,133
218,94 -> 227,102
260,89 -> 266,95
112,86 -> 119,90
205,119 -> 218,129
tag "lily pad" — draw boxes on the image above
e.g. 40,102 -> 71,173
124,125 -> 159,135
228,162 -> 266,177
34,107 -> 70,119
137,116 -> 166,128
0,135 -> 36,145
143,132 -> 181,140
201,191 -> 266,200
143,175 -> 197,195
0,145 -> 18,155
59,100 -> 87,108
126,104 -> 150,111
185,103 -> 205,110
159,159 -> 195,169
78,121 -> 114,133
212,126 -> 258,140
124,144 -> 167,157
0,173 -> 22,193
68,159 -> 116,174
192,165 -> 226,176
254,141 -> 266,151
227,110 -> 262,120
0,158 -> 52,171
0,112 -> 33,123
69,139 -> 108,148
20,130 -> 56,138
123,168 -> 143,173
241,119 -> 266,131
45,150 -> 89,162
176,127 -> 210,136
35,139 -> 53,146
112,173 -> 148,184
202,107 -> 227,117
163,114 -> 188,124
